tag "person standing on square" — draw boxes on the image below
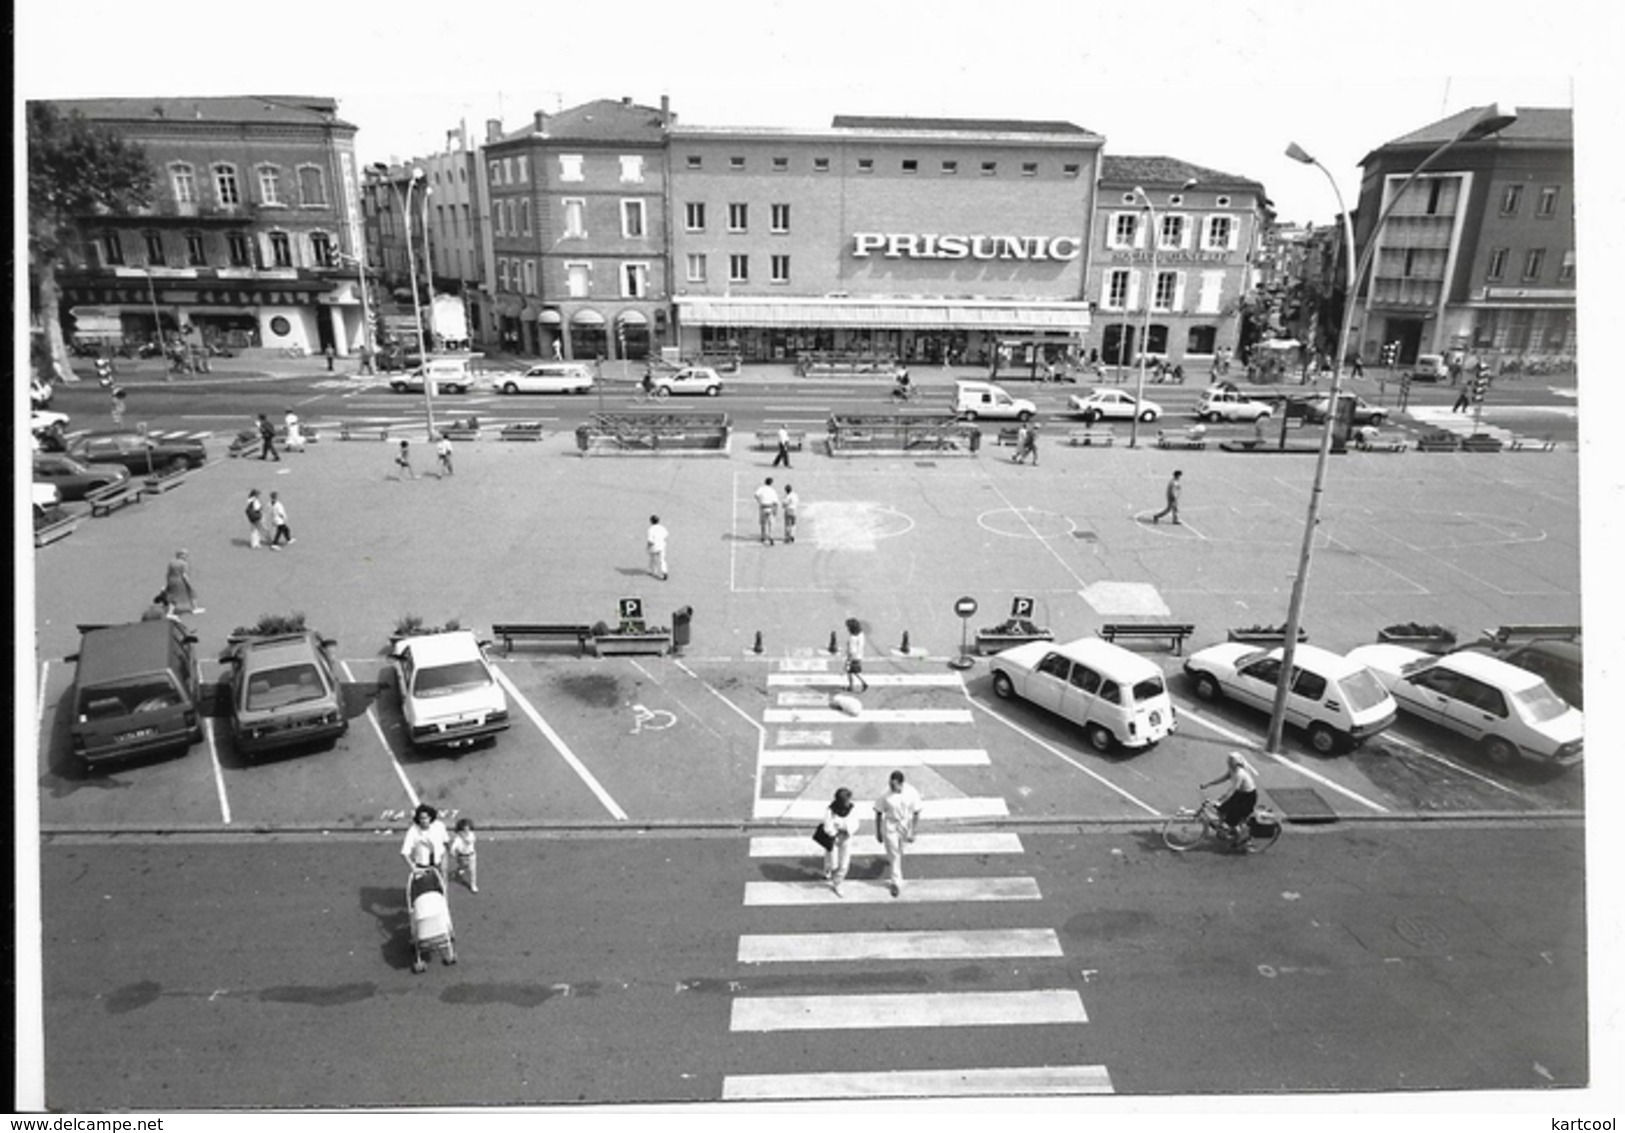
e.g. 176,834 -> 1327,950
268,491 -> 293,548
394,439 -> 415,480
449,818 -> 478,892
873,771 -> 923,896
245,489 -> 266,550
646,515 -> 669,580
284,407 -> 304,452
771,424 -> 793,468
782,485 -> 800,544
436,433 -> 454,477
1152,470 -> 1183,524
754,477 -> 780,545
819,788 -> 859,897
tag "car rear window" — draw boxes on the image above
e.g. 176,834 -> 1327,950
1129,675 -> 1166,704
1338,667 -> 1392,713
77,676 -> 182,720
245,663 -> 328,710
413,660 -> 491,697
1510,682 -> 1570,724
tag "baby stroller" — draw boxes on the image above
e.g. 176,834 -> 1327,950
407,865 -> 456,973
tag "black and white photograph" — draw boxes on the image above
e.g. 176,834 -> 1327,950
14,0 -> 1620,1125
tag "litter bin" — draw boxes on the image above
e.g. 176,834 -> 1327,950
672,605 -> 693,651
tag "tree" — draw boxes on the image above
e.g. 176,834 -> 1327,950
26,101 -> 155,383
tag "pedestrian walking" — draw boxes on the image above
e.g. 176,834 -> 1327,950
284,407 -> 305,452
449,818 -> 478,893
873,771 -> 923,896
646,514 -> 669,580
324,342 -> 336,372
771,424 -> 793,468
245,489 -> 266,549
109,385 -> 127,425
400,803 -> 449,871
1152,470 -> 1183,524
818,787 -> 860,896
844,617 -> 869,693
1349,353 -> 1364,379
163,548 -> 202,614
1451,384 -> 1472,413
782,485 -> 799,544
754,477 -> 780,545
257,413 -> 280,461
358,342 -> 375,376
436,433 -> 454,477
1012,421 -> 1039,465
268,491 -> 293,548
394,439 -> 415,480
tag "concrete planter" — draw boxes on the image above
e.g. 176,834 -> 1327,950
975,629 -> 1054,655
1227,627 -> 1308,645
594,632 -> 672,657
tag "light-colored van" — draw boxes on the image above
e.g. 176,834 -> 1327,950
989,636 -> 1177,752
1410,353 -> 1449,382
955,380 -> 1036,421
390,357 -> 477,394
69,620 -> 203,770
498,362 -> 594,395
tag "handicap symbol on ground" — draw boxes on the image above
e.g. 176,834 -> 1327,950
629,703 -> 677,735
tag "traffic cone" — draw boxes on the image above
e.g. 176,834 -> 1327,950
828,631 -> 838,654
752,631 -> 763,654
900,630 -> 911,654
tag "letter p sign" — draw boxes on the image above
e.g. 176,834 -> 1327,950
1011,596 -> 1035,619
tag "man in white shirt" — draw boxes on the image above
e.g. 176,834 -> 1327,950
646,515 -> 669,580
873,770 -> 924,896
772,424 -> 792,468
753,477 -> 780,545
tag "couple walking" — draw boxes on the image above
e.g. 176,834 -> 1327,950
244,488 -> 294,549
817,771 -> 924,897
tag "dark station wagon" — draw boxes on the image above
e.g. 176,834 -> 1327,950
69,620 -> 203,769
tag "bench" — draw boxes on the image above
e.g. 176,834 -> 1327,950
1355,435 -> 1409,452
142,468 -> 189,496
34,513 -> 80,547
339,423 -> 392,441
491,622 -> 595,654
1156,429 -> 1207,450
1098,622 -> 1197,655
500,423 -> 546,442
1415,433 -> 1459,452
1482,623 -> 1580,644
87,481 -> 143,518
1066,427 -> 1116,447
1509,436 -> 1556,451
995,427 -> 1022,447
227,432 -> 260,458
441,426 -> 480,441
753,430 -> 807,452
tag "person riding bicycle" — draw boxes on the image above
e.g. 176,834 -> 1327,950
892,366 -> 912,400
1200,751 -> 1259,844
640,367 -> 655,398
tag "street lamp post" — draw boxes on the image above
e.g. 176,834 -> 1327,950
1128,180 -> 1197,449
372,163 -> 436,439
1265,105 -> 1516,754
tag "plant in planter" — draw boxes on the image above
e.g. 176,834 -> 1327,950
592,618 -> 673,656
392,615 -> 462,641
228,611 -> 308,641
974,617 -> 1054,654
1227,622 -> 1308,644
1377,622 -> 1458,651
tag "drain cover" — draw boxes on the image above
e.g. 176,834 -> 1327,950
1072,530 -> 1098,542
914,461 -> 937,468
1265,787 -> 1338,823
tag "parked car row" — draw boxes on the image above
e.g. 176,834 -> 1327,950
383,359 -> 729,398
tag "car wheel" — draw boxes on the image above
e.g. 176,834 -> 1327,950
1191,672 -> 1221,701
166,456 -> 189,474
1482,736 -> 1518,767
1367,412 -> 1386,426
1307,722 -> 1340,755
991,671 -> 1015,699
706,386 -> 721,397
964,410 -> 979,421
1139,409 -> 1158,422
1256,409 -> 1273,421
1084,723 -> 1114,753
1083,409 -> 1102,424
1017,410 -> 1033,422
502,381 -> 519,394
654,387 -> 671,399
1203,410 -> 1222,423
390,382 -> 407,393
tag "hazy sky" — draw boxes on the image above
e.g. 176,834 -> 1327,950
15,0 -> 1605,226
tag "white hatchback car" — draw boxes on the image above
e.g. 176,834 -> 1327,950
1195,386 -> 1274,422
390,630 -> 510,748
1346,644 -> 1583,769
495,362 -> 595,395
988,636 -> 1176,752
1183,642 -> 1397,753
652,366 -> 724,397
1066,388 -> 1162,423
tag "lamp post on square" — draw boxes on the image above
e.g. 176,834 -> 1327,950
1128,179 -> 1197,449
371,163 -> 436,440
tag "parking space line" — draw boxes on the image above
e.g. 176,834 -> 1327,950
1175,706 -> 1390,813
966,698 -> 1160,817
1376,731 -> 1542,804
202,717 -> 232,825
340,661 -> 418,808
36,660 -> 49,737
492,665 -> 627,821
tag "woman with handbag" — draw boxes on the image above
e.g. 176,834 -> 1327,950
816,787 -> 860,896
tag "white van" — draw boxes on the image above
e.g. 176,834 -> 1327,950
390,357 -> 477,394
989,636 -> 1177,752
955,380 -> 1036,421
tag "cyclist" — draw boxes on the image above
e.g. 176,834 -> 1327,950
891,366 -> 913,401
1200,751 -> 1259,845
640,366 -> 656,399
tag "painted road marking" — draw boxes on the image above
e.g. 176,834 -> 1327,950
768,673 -> 966,688
758,747 -> 990,767
776,691 -> 830,707
777,657 -> 832,672
722,1065 -> 1113,1100
774,729 -> 833,746
743,876 -> 1041,906
738,928 -> 1063,964
762,708 -> 974,724
491,665 -> 627,821
1176,705 -> 1390,813
748,831 -> 1024,858
969,699 -> 1160,817
760,795 -> 1009,821
731,989 -> 1086,1031
342,660 -> 419,809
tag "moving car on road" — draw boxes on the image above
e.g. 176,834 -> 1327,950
390,630 -> 510,748
1346,644 -> 1583,769
495,362 -> 595,395
988,636 -> 1176,752
1195,386 -> 1274,423
390,358 -> 477,394
222,631 -> 349,757
1183,642 -> 1397,753
955,380 -> 1036,421
1304,393 -> 1388,426
650,365 -> 724,397
65,430 -> 207,475
1066,388 -> 1162,424
32,452 -> 131,501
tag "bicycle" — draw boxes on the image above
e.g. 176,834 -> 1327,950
1162,794 -> 1282,854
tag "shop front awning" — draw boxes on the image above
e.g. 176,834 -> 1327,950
538,309 -> 562,325
571,309 -> 605,326
616,310 -> 648,326
675,296 -> 1090,332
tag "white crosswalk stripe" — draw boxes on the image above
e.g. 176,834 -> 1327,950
743,876 -> 1041,906
748,831 -> 1023,858
722,1065 -> 1114,1100
762,707 -> 973,724
760,795 -> 1008,821
759,747 -> 990,766
738,928 -> 1062,963
768,673 -> 966,688
731,989 -> 1087,1031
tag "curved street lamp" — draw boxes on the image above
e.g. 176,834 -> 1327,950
1128,179 -> 1198,449
370,163 -> 437,440
1264,104 -> 1516,754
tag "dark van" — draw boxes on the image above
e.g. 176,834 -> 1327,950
69,620 -> 203,769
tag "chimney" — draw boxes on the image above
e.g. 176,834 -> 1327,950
660,94 -> 670,126
485,118 -> 502,143
534,110 -> 548,135
621,95 -> 633,107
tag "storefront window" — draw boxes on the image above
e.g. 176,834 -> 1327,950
1186,326 -> 1217,355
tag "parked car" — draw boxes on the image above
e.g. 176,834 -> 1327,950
1195,386 -> 1274,423
66,430 -> 207,475
68,619 -> 203,770
390,358 -> 476,394
1066,388 -> 1162,424
1183,642 -> 1397,753
954,380 -> 1036,421
32,377 -> 54,408
222,631 -> 349,757
390,630 -> 510,748
988,636 -> 1177,752
32,452 -> 131,501
32,408 -> 70,435
496,362 -> 595,395
1304,394 -> 1388,426
1346,644 -> 1583,769
1465,636 -> 1583,710
1409,353 -> 1450,382
375,343 -> 426,372
651,366 -> 724,397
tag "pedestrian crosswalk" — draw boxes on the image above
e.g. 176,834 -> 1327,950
721,656 -> 1113,1101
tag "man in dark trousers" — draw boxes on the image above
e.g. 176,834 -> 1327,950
1152,470 -> 1183,524
257,413 -> 280,461
771,424 -> 793,468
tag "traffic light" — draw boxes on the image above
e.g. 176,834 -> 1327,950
1472,363 -> 1490,403
94,358 -> 113,385
1380,342 -> 1399,368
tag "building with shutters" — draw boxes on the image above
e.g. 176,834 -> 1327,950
1084,156 -> 1268,373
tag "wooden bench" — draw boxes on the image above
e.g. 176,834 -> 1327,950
491,622 -> 595,654
996,427 -> 1022,447
500,423 -> 545,442
1460,434 -> 1504,452
87,481 -> 143,518
1065,427 -> 1116,447
339,423 -> 392,441
753,430 -> 807,451
1415,433 -> 1460,452
1098,622 -> 1197,655
1482,623 -> 1580,644
227,433 -> 260,458
1156,429 -> 1207,450
1509,436 -> 1556,451
34,513 -> 80,547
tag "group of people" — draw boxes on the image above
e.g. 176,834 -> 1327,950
752,476 -> 800,545
243,488 -> 294,549
400,803 -> 479,893
815,770 -> 924,897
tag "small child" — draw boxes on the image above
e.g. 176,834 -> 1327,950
449,818 -> 477,892
394,438 -> 414,480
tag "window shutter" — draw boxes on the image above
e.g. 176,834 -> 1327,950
1173,272 -> 1188,312
1100,273 -> 1116,309
1127,271 -> 1143,311
1227,218 -> 1239,251
1134,216 -> 1146,250
1180,215 -> 1193,250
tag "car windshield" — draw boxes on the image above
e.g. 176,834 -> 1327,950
1509,682 -> 1571,724
1338,667 -> 1391,712
412,659 -> 492,697
1129,675 -> 1166,704
245,662 -> 328,711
